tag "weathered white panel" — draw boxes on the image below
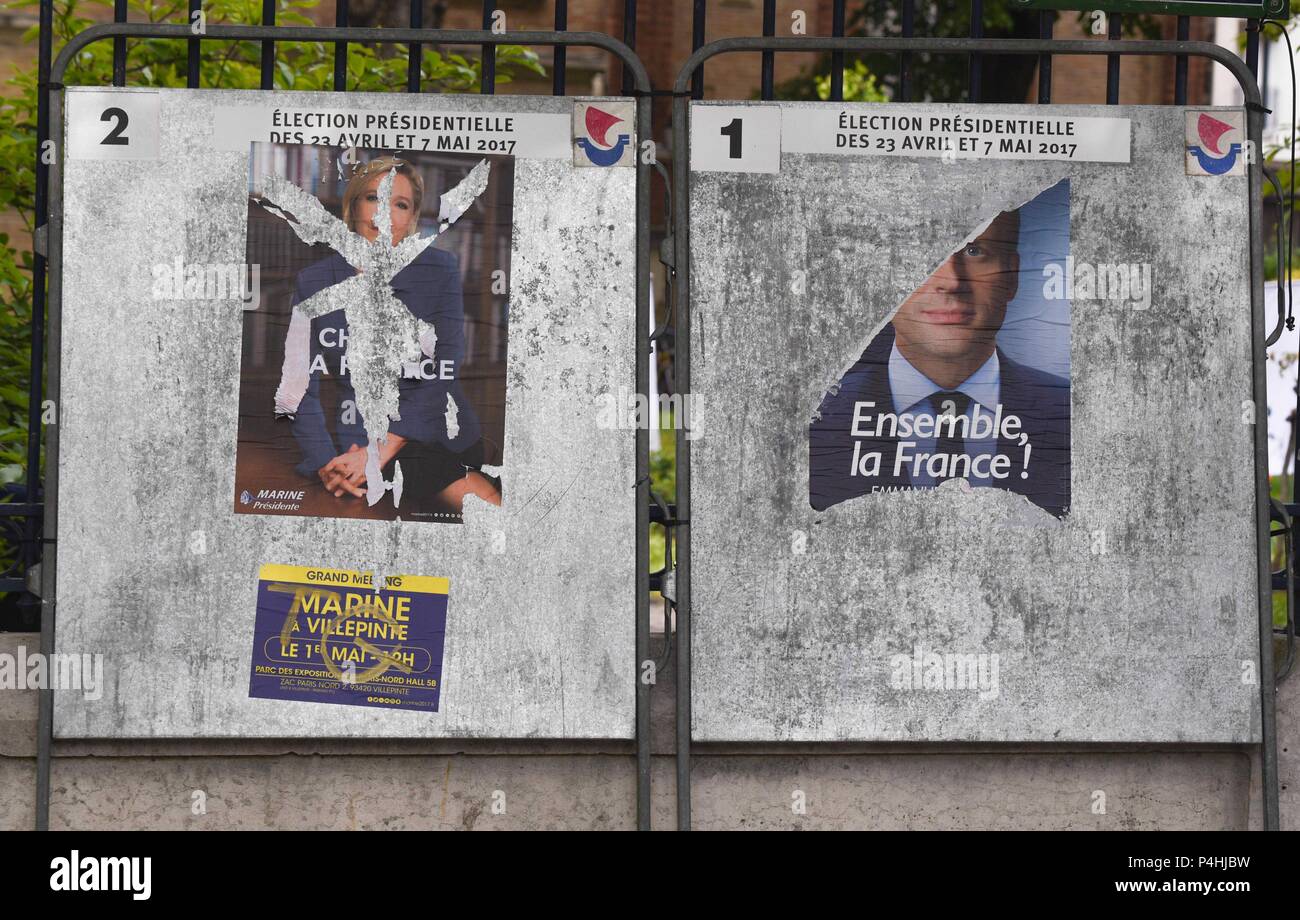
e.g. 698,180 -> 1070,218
690,102 -> 1261,742
56,88 -> 636,738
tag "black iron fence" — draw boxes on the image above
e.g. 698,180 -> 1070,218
4,1 -> 1279,630
6,0 -> 1289,833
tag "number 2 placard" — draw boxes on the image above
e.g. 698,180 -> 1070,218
690,104 -> 781,174
67,90 -> 161,161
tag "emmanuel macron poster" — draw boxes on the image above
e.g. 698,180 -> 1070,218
809,179 -> 1071,518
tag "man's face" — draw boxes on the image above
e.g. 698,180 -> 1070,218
890,211 -> 1020,363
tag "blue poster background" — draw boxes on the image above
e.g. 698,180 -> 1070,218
248,566 -> 448,713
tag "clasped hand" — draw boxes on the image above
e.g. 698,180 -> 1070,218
317,435 -> 407,499
318,443 -> 368,498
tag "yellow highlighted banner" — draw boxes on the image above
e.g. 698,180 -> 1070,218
257,564 -> 449,595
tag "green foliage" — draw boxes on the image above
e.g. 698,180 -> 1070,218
1263,248 -> 1300,281
0,0 -> 544,573
649,412 -> 676,578
773,0 -> 1026,102
1271,475 -> 1294,628
812,59 -> 886,103
650,417 -> 676,503
10,0 -> 543,93
0,128 -> 36,490
774,2 -> 1158,104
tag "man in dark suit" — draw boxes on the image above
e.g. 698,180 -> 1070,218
809,207 -> 1070,517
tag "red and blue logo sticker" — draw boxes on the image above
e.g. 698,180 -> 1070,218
573,101 -> 635,168
1186,110 -> 1245,177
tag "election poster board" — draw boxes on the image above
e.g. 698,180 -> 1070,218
688,102 -> 1262,742
54,88 -> 638,738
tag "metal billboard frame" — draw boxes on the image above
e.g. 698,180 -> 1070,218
670,35 -> 1279,832
25,16 -> 1286,833
36,22 -> 654,831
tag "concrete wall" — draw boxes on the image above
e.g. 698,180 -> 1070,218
1,634 -> 1281,829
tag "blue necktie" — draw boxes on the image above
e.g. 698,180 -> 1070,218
931,390 -> 971,483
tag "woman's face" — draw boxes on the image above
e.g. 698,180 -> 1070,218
353,171 -> 416,244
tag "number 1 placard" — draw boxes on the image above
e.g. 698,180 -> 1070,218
690,104 -> 781,174
67,90 -> 161,161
